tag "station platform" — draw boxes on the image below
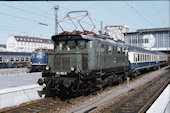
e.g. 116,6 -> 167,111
0,72 -> 41,89
0,71 -> 43,109
147,84 -> 170,113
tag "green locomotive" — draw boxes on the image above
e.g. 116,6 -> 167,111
38,33 -> 130,97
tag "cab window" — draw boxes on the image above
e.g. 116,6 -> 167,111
68,40 -> 76,50
77,40 -> 86,49
58,41 -> 66,50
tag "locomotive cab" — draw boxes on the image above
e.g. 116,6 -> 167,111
44,34 -> 93,77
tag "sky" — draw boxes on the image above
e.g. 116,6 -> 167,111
0,1 -> 169,44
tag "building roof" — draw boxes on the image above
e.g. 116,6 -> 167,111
13,36 -> 54,44
125,27 -> 170,35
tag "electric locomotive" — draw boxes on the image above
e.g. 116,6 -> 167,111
38,33 -> 130,97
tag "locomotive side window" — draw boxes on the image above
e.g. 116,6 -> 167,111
122,48 -> 125,54
114,46 -> 117,54
0,57 -> 2,62
120,47 -> 122,54
106,45 -> 108,54
117,47 -> 120,54
108,46 -> 112,54
101,44 -> 105,53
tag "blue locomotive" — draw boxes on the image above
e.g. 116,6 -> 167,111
30,51 -> 47,72
30,48 -> 53,72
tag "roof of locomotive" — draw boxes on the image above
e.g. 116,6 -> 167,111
52,33 -> 126,47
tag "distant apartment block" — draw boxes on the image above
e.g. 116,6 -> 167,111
0,44 -> 6,52
7,36 -> 54,53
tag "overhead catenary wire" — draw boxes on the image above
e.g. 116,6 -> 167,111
0,3 -> 54,20
19,2 -> 54,17
124,1 -> 155,28
151,1 -> 165,25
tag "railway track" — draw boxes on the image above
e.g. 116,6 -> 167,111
0,97 -> 66,113
100,70 -> 170,113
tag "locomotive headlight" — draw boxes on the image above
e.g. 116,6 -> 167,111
71,67 -> 75,71
46,66 -> 50,71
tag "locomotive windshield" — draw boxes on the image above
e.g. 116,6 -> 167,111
56,40 -> 86,51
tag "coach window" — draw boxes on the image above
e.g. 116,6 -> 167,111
21,57 -> 24,62
0,57 -> 2,62
134,54 -> 136,62
138,54 -> 140,62
136,53 -> 138,62
11,57 -> 14,62
145,54 -> 146,61
16,57 -> 19,62
26,57 -> 29,62
143,54 -> 144,61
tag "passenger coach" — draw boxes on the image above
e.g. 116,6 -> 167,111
128,46 -> 168,75
0,52 -> 31,68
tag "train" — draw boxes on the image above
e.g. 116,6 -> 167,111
128,46 -> 168,76
37,33 -> 169,97
0,52 -> 31,68
30,48 -> 53,72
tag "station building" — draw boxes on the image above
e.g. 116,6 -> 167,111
6,36 -> 54,53
124,27 -> 170,54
